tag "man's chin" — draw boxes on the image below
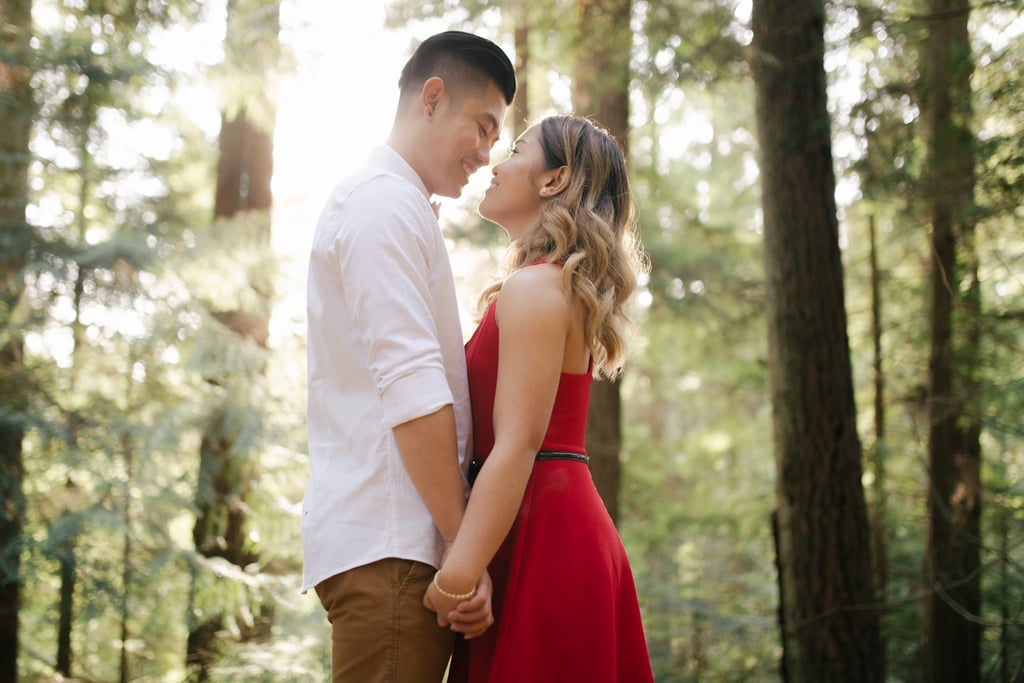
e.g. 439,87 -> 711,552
435,185 -> 464,200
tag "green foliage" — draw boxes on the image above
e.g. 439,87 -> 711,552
634,0 -> 749,91
622,311 -> 778,680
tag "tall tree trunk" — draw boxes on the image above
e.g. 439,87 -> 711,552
921,1 -> 981,681
119,406 -> 135,683
0,3 -> 32,680
867,215 -> 888,678
511,0 -> 529,139
573,0 -> 630,144
0,335 -> 25,683
574,0 -> 631,523
999,508 -> 1009,683
187,111 -> 275,679
213,109 -> 275,218
187,2 -> 280,677
752,1 -> 883,680
56,535 -> 75,676
54,112 -> 98,680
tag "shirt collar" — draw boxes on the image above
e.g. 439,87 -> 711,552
369,145 -> 430,201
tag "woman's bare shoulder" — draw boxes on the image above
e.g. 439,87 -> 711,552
502,263 -> 564,301
497,262 -> 569,324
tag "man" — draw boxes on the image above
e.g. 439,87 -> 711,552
302,31 -> 516,682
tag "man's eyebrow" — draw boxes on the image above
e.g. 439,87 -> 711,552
482,113 -> 500,135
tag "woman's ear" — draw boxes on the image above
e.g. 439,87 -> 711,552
541,165 -> 571,197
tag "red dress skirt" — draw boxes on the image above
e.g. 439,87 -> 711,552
450,298 -> 654,683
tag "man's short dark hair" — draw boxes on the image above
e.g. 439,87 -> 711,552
399,30 -> 516,105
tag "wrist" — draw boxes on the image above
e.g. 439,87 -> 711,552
433,570 -> 476,600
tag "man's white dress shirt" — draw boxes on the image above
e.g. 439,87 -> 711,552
302,145 -> 471,592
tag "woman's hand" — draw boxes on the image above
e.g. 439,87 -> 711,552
446,570 -> 494,639
423,569 -> 494,639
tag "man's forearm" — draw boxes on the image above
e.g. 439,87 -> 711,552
392,404 -> 467,543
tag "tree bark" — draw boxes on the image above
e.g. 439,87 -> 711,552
54,102 -> 99,681
214,109 -> 275,218
752,1 -> 883,680
999,506 -> 1013,683
574,0 -> 631,522
188,2 -> 279,676
511,0 -> 530,139
867,215 -> 888,679
573,0 -> 631,143
0,1 -> 33,679
921,1 -> 981,681
119,421 -> 134,683
56,538 -> 75,676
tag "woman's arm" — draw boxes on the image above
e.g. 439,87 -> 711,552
425,263 -> 569,625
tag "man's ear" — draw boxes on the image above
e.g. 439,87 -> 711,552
541,165 -> 571,197
420,77 -> 446,119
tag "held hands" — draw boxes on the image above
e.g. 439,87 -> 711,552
423,568 -> 494,640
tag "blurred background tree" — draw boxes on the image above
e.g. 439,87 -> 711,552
752,0 -> 881,678
0,0 -> 33,680
185,0 -> 282,678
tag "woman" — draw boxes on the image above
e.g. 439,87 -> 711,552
424,115 -> 654,682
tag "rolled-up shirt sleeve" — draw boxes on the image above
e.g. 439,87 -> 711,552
332,174 -> 453,428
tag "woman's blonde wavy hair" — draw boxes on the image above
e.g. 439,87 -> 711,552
479,115 -> 646,379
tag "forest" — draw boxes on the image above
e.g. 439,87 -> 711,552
0,0 -> 1022,681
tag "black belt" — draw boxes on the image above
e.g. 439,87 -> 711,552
467,450 -> 589,485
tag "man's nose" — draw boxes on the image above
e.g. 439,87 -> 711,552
477,139 -> 491,165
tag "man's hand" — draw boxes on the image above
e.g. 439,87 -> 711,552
423,569 -> 494,639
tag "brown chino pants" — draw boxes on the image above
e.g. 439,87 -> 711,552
315,558 -> 454,683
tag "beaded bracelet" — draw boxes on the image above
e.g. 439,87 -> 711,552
432,572 -> 476,600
